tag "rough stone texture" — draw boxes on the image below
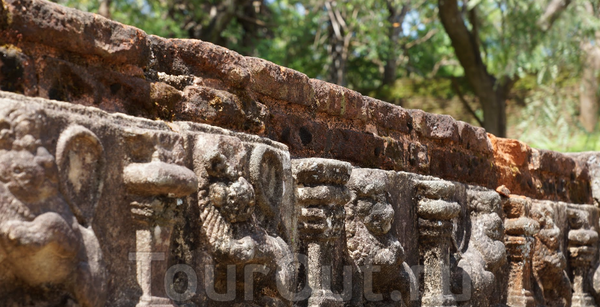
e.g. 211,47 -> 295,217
0,92 -> 295,306
1,1 -> 600,306
0,0 -> 592,205
456,188 -> 506,307
1,92 -> 600,306
531,201 -> 571,307
345,168 -> 416,307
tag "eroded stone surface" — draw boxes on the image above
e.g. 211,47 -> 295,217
456,188 -> 506,307
0,104 -> 107,306
531,201 -> 571,307
345,168 -> 416,307
1,93 -> 600,306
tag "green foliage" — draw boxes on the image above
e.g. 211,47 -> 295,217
512,83 -> 600,152
256,1 -> 328,78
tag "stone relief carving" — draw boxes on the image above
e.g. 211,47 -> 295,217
530,202 -> 571,307
567,206 -> 598,307
0,106 -> 107,306
415,179 -> 460,307
123,130 -> 198,307
2,94 -> 600,307
345,168 -> 416,307
194,134 -> 294,306
502,195 -> 540,307
457,188 -> 506,307
293,158 -> 352,307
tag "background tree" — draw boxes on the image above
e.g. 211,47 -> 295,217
437,0 -> 573,137
580,1 -> 600,132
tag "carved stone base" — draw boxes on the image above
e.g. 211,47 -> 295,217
422,294 -> 457,307
136,296 -> 173,307
572,293 -> 597,307
506,290 -> 535,307
308,289 -> 344,307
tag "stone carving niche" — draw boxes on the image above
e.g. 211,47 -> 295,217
345,168 -> 416,307
415,179 -> 460,307
0,106 -> 107,306
193,134 -> 295,306
502,195 -> 540,307
457,188 -> 506,307
122,128 -> 198,307
293,158 -> 352,307
531,201 -> 571,307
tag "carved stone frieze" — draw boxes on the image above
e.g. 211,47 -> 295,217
0,91 -> 599,307
0,93 -> 297,307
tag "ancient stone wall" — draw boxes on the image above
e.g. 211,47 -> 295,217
0,0 -> 600,306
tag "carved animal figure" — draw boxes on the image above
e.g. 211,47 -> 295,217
346,169 -> 416,307
531,202 -> 571,307
457,189 -> 506,307
0,107 -> 106,306
194,135 -> 293,306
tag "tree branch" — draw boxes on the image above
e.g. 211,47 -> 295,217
468,5 -> 479,51
538,0 -> 572,31
428,58 -> 459,77
405,28 -> 438,49
451,77 -> 484,127
235,13 -> 268,27
438,0 -> 494,97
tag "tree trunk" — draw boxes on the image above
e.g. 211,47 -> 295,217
326,1 -> 349,86
482,90 -> 507,137
438,0 -> 507,136
200,0 -> 238,47
580,59 -> 599,132
439,0 -> 569,137
580,2 -> 600,132
381,1 -> 409,88
98,0 -> 111,19
328,28 -> 346,85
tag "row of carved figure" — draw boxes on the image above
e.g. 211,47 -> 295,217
0,95 -> 599,307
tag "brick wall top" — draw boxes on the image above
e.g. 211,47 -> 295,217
0,0 -> 594,204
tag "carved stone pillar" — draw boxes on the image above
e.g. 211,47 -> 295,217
415,180 -> 460,307
293,158 -> 352,307
124,151 -> 198,307
502,196 -> 539,307
568,207 -> 598,307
